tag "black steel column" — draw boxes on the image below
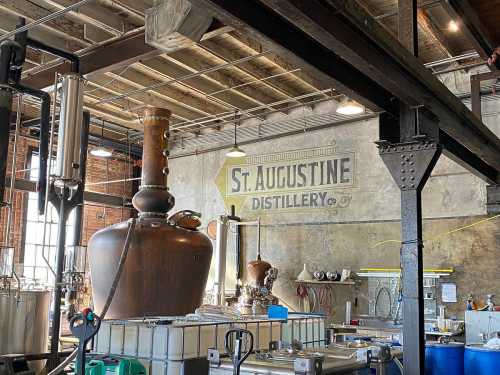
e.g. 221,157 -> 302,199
378,114 -> 441,375
48,187 -> 69,370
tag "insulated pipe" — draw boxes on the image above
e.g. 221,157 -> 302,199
27,38 -> 79,73
213,215 -> 229,305
0,40 -> 19,203
12,83 -> 51,214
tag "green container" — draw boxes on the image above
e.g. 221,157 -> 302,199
84,356 -> 146,375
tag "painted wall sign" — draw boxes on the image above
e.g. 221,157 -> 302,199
215,145 -> 356,214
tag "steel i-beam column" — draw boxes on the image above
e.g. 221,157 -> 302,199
378,120 -> 441,374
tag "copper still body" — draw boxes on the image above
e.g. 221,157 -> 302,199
88,108 -> 213,319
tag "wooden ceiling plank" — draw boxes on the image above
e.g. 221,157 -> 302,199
227,31 -> 327,95
109,66 -> 227,118
132,62 -> 232,114
199,37 -> 303,103
39,0 -> 139,36
0,8 -> 83,52
141,55 -> 258,111
0,0 -> 87,47
168,47 -> 286,111
95,72 -> 207,122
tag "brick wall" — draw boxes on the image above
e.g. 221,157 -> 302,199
0,131 -> 135,272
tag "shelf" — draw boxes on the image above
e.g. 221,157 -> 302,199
295,280 -> 355,285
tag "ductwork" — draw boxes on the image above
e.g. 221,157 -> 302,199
145,0 -> 213,53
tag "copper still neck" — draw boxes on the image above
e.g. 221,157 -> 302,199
132,107 -> 174,217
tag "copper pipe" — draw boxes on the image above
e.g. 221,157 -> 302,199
132,107 -> 174,216
141,107 -> 170,187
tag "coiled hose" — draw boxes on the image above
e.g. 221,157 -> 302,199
48,218 -> 136,375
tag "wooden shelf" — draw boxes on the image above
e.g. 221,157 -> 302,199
295,280 -> 355,285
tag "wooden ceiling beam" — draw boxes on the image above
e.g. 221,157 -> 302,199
94,71 -> 207,122
38,0 -> 139,37
167,48 -> 286,113
22,18 -> 231,90
0,8 -> 83,53
0,0 -> 87,48
199,37 -> 302,104
109,66 -> 227,118
227,31 -> 327,95
141,55 -> 259,112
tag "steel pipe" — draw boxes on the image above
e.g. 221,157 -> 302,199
213,215 -> 229,305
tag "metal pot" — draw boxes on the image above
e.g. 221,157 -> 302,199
88,108 -> 213,319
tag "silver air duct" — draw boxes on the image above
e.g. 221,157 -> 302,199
55,73 -> 84,187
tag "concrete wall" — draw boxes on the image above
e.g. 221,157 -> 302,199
168,92 -> 500,321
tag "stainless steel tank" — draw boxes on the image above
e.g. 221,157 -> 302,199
0,289 -> 50,354
55,73 -> 84,187
88,107 -> 213,319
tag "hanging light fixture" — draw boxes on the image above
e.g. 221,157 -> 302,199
448,20 -> 459,32
226,112 -> 246,158
336,96 -> 365,115
90,119 -> 112,158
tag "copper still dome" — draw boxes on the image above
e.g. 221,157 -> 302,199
88,108 -> 213,319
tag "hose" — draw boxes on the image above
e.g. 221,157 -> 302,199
374,286 -> 393,320
48,218 -> 136,375
393,356 -> 404,374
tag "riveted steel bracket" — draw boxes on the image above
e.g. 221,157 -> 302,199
376,138 -> 442,191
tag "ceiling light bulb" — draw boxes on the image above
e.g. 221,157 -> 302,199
226,145 -> 246,158
336,98 -> 364,115
90,147 -> 112,158
448,20 -> 459,32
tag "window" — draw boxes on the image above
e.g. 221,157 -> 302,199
23,151 -> 75,286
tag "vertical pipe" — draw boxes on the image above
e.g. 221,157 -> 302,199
48,188 -> 68,370
0,88 -> 13,204
213,215 -> 228,305
72,111 -> 90,246
41,73 -> 59,277
4,95 -> 22,245
141,107 -> 170,187
131,107 -> 173,216
37,92 -> 51,215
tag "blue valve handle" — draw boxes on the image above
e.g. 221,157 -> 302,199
224,329 -> 254,375
70,310 -> 101,375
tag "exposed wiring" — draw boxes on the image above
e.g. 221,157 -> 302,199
372,213 -> 500,248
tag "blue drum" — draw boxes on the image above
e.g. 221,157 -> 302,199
425,342 -> 464,375
465,344 -> 500,375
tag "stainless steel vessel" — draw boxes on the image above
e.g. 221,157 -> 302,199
0,290 -> 50,355
88,107 -> 213,319
55,73 -> 84,187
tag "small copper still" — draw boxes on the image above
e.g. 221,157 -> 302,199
88,108 -> 213,319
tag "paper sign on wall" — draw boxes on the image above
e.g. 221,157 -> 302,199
441,283 -> 457,303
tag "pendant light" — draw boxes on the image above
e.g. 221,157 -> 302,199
90,119 -> 112,158
336,96 -> 365,115
226,112 -> 246,158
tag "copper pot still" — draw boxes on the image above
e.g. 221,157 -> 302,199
247,254 -> 271,286
88,108 -> 213,319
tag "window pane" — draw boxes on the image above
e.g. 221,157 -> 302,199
23,152 -> 76,285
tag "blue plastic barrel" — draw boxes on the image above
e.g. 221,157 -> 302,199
465,344 -> 500,375
425,342 -> 464,375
